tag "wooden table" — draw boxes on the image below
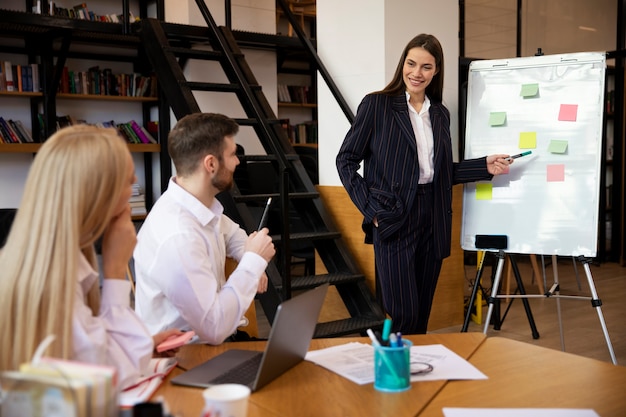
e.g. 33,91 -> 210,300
419,337 -> 626,417
154,332 -> 486,417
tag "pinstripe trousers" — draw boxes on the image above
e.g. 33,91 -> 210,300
373,184 -> 443,334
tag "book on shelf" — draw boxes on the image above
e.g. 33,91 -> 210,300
4,60 -> 15,92
130,183 -> 147,216
119,357 -> 177,408
0,117 -> 24,143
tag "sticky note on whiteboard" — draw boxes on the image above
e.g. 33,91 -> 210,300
519,132 -> 537,149
558,104 -> 578,121
475,183 -> 493,200
489,112 -> 507,126
548,139 -> 568,154
520,83 -> 539,97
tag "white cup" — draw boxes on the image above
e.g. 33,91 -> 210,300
201,384 -> 251,417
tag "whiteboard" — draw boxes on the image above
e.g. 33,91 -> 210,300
461,52 -> 606,257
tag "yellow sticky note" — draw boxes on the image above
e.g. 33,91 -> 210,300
548,140 -> 568,154
489,112 -> 507,126
519,132 -> 537,149
475,183 -> 493,200
520,83 -> 539,98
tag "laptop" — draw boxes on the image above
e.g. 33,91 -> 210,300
170,283 -> 329,392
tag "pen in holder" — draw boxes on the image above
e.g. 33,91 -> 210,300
373,339 -> 412,392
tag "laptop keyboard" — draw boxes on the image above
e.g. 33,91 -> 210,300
209,352 -> 263,386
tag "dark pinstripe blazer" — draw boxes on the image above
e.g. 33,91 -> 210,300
336,93 -> 492,260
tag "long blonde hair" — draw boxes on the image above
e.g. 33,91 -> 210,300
0,125 -> 131,371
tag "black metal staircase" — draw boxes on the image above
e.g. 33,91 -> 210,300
135,2 -> 385,337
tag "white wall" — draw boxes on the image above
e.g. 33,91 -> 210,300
317,0 -> 459,187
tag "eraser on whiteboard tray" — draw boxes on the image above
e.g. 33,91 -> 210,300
475,235 -> 508,250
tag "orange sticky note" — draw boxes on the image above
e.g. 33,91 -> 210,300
558,104 -> 578,121
547,164 -> 565,182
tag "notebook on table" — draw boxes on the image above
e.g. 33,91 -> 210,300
170,283 -> 329,392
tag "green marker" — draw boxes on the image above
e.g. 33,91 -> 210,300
507,150 -> 532,161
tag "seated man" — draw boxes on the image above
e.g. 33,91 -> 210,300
134,113 -> 275,344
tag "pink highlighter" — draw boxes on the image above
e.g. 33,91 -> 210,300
156,331 -> 196,353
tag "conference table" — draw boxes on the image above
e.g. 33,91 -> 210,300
154,333 -> 626,417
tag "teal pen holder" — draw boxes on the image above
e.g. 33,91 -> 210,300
373,340 -> 412,392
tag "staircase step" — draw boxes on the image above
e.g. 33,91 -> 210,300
281,273 -> 364,291
166,46 -> 227,60
271,231 -> 341,242
314,316 -> 386,338
233,191 -> 318,202
187,81 -> 260,92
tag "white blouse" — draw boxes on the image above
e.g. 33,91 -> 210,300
72,253 -> 153,389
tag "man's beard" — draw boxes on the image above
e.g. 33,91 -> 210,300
212,167 -> 233,192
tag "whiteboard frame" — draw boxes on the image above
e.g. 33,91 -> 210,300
461,52 -> 606,257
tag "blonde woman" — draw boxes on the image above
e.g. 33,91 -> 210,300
0,125 -> 180,389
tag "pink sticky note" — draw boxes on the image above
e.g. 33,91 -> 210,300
547,164 -> 565,182
558,104 -> 578,121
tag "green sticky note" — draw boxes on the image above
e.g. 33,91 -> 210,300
489,112 -> 507,126
520,83 -> 539,98
475,183 -> 493,200
548,139 -> 568,154
519,132 -> 537,149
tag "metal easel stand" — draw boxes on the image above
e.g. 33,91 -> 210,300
484,253 -> 617,365
480,250 -> 540,339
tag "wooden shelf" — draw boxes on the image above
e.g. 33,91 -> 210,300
0,143 -> 160,153
56,93 -> 158,102
0,91 -> 43,98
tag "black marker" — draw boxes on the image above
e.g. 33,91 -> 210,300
258,197 -> 272,231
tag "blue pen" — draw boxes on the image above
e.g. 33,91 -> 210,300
396,332 -> 402,346
381,318 -> 392,345
389,333 -> 398,347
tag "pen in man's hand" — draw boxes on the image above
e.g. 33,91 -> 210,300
257,197 -> 272,231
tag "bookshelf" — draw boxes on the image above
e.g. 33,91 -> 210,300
0,1 -> 168,209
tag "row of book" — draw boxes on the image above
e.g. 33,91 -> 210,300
280,119 -> 318,144
32,1 -> 139,24
53,115 -> 157,145
59,66 -> 157,98
0,117 -> 34,143
0,62 -> 40,93
278,84 -> 315,104
130,183 -> 147,217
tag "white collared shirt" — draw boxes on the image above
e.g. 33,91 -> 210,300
73,252 -> 153,389
406,92 -> 435,184
134,177 -> 267,345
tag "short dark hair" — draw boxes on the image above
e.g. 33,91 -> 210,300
168,113 -> 239,177
378,34 -> 445,102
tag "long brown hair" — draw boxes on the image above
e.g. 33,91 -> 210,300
377,33 -> 445,103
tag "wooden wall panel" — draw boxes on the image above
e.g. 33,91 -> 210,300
317,185 -> 465,331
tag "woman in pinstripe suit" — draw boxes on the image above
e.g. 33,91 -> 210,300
336,34 -> 511,334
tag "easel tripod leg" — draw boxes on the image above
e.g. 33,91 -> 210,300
580,257 -> 617,365
483,251 -> 506,334
509,255 -> 540,339
462,252 -> 485,332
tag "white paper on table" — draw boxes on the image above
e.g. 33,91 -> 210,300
305,343 -> 487,385
443,408 -> 600,417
